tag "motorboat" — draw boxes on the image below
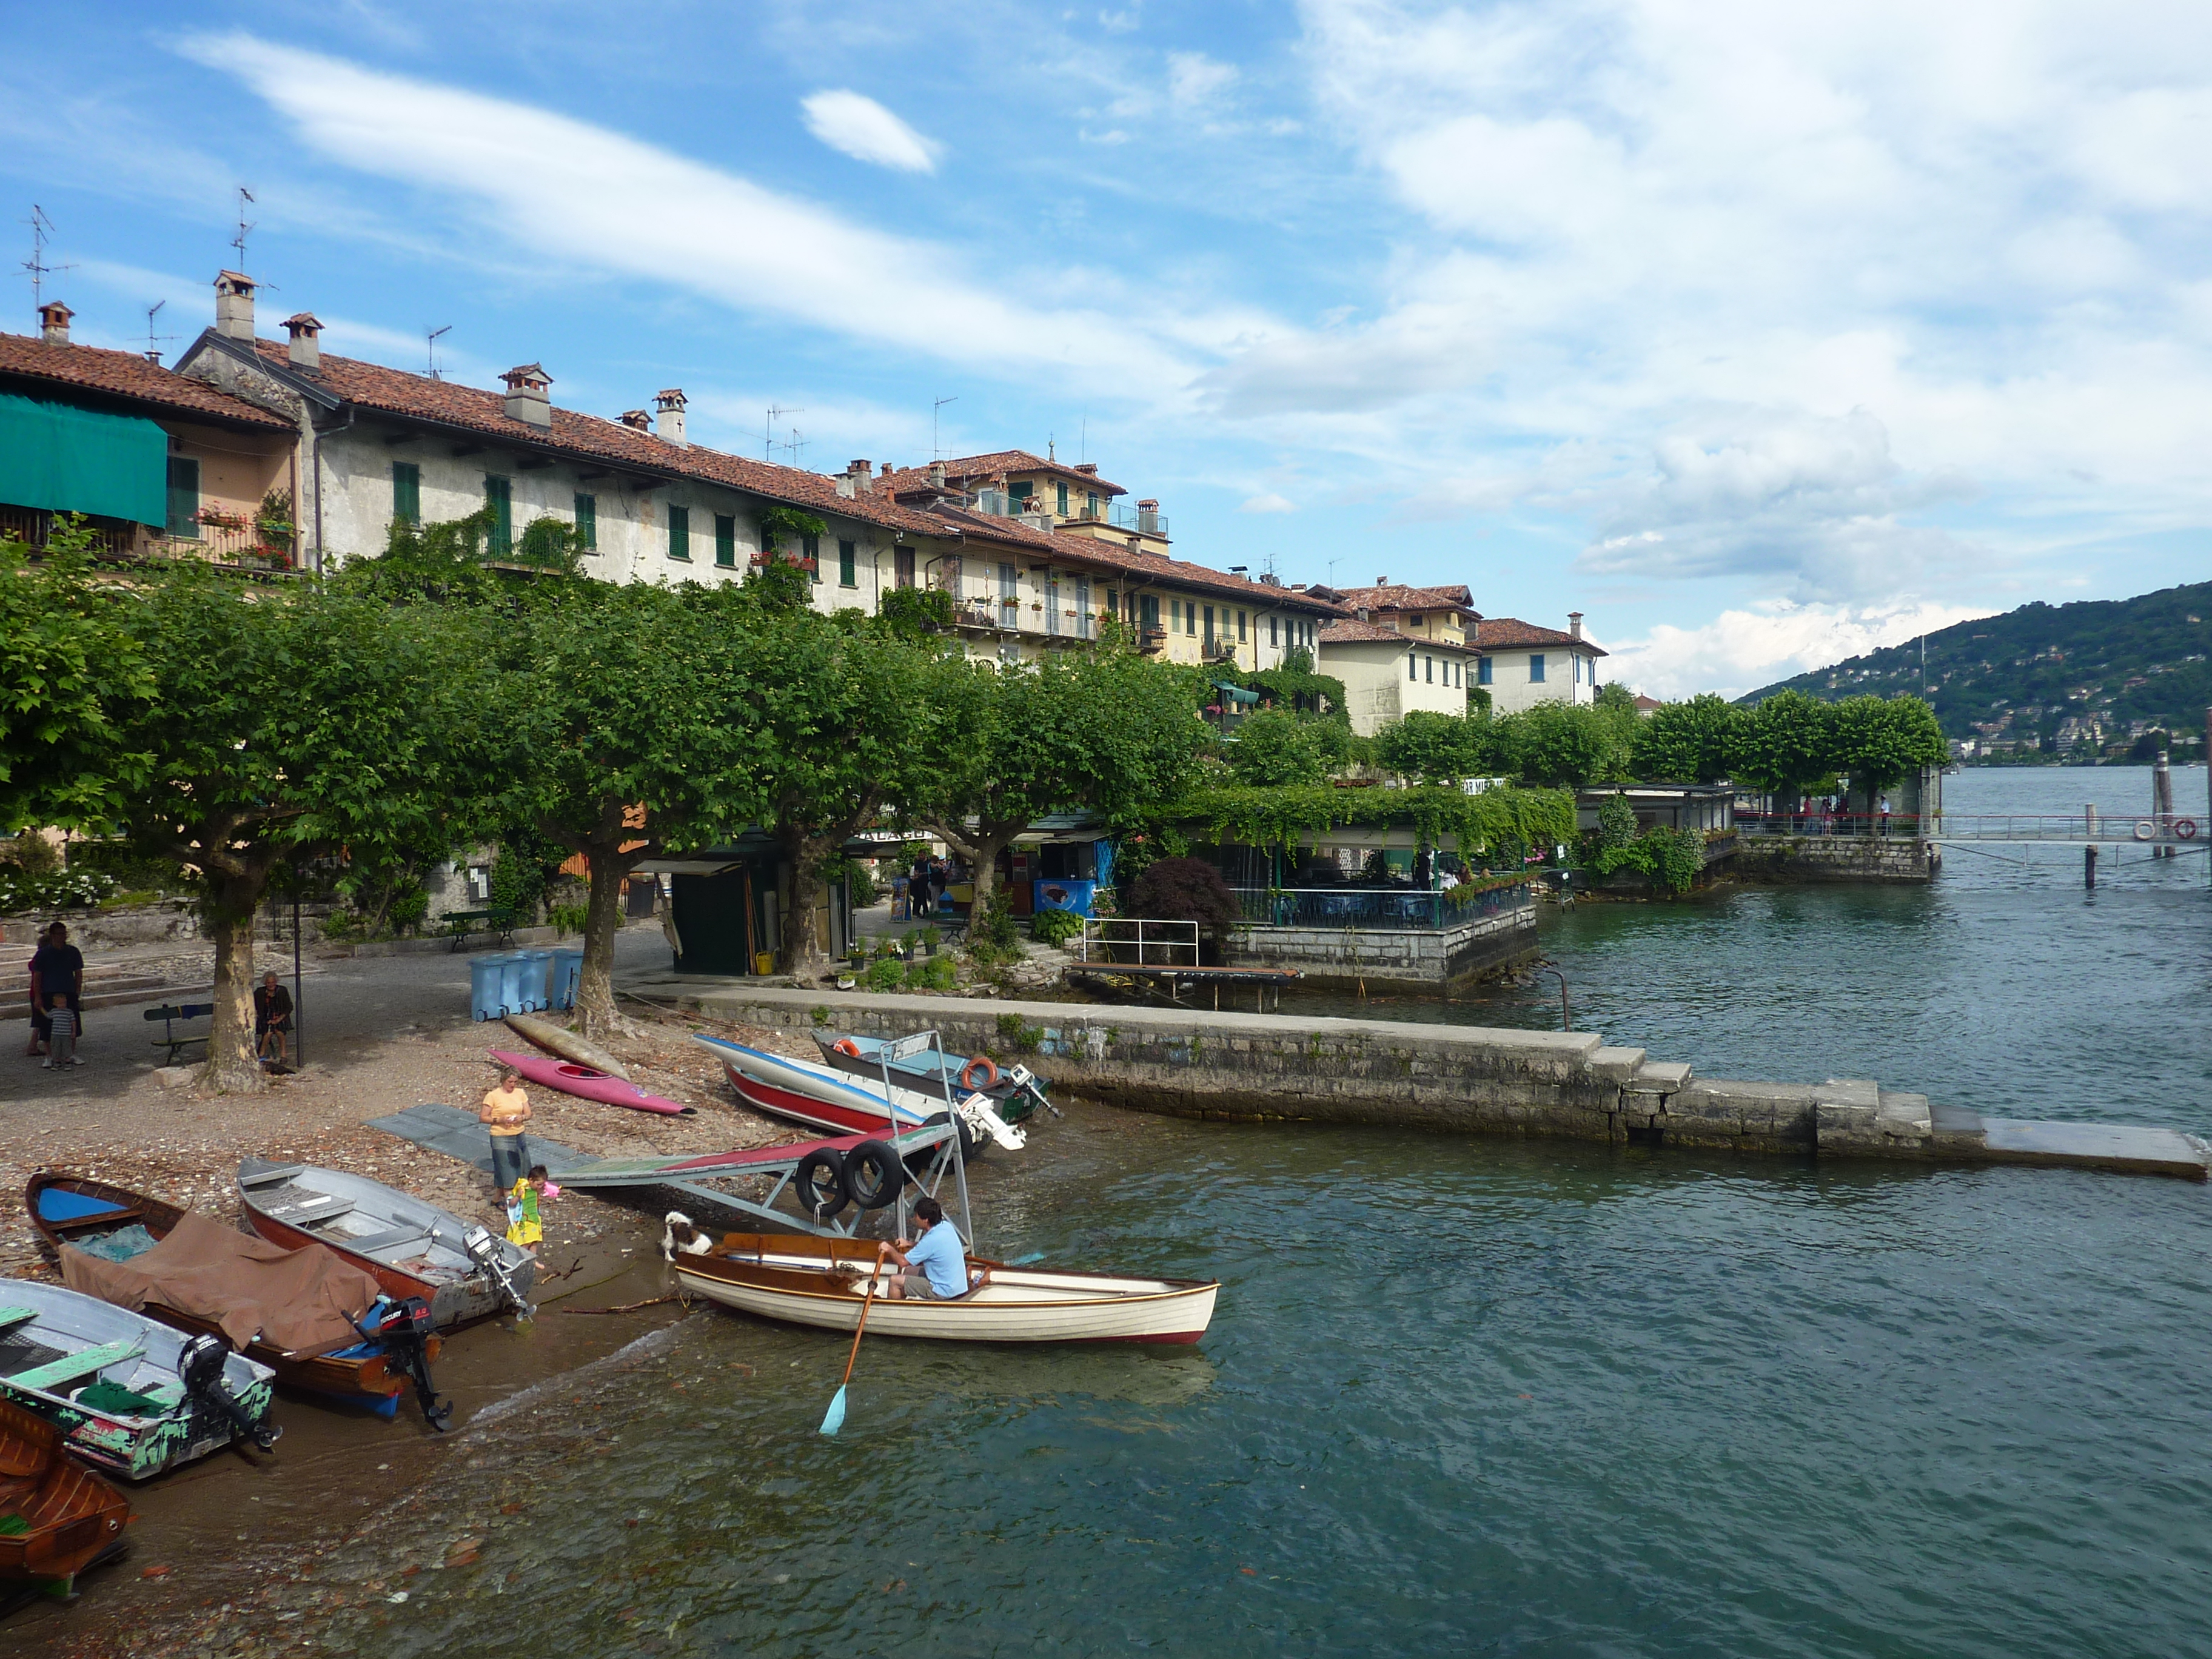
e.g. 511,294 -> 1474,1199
691,1034 -> 1025,1156
812,1031 -> 1054,1124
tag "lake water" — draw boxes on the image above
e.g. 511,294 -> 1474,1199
260,768 -> 2212,1657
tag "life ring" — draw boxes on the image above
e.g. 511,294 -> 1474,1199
2134,820 -> 2157,840
793,1149 -> 850,1219
840,1139 -> 905,1210
2177,819 -> 2199,839
831,1039 -> 862,1057
960,1056 -> 999,1091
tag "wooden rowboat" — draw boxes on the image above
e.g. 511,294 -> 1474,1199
672,1232 -> 1218,1346
25,1173 -> 437,1419
0,1393 -> 130,1598
488,1048 -> 694,1116
0,1277 -> 277,1481
236,1159 -> 537,1327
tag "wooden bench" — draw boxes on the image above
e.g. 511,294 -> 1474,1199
440,907 -> 518,951
145,1003 -> 213,1065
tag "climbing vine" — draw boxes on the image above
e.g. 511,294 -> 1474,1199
1156,782 -> 1575,860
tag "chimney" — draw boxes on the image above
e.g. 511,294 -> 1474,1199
1075,463 -> 1098,476
880,460 -> 894,477
1569,611 -> 1584,640
848,460 -> 873,497
37,301 -> 72,346
620,409 -> 652,432
1377,575 -> 1389,586
214,270 -> 256,341
1358,608 -> 1371,623
283,312 -> 323,372
501,363 -> 554,429
654,388 -> 687,447
928,461 -> 947,490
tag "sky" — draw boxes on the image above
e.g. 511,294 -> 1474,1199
6,1 -> 2211,697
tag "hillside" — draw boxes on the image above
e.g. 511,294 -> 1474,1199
1741,579 -> 2212,760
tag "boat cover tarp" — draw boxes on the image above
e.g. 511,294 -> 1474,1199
58,1209 -> 383,1353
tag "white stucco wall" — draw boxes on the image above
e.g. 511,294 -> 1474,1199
1321,640 -> 1475,735
1478,645 -> 1603,714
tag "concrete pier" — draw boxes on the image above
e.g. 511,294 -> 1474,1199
629,976 -> 2211,1182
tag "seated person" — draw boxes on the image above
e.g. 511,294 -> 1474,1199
877,1196 -> 974,1300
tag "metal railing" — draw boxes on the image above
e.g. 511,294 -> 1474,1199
1071,501 -> 1169,537
1737,811 -> 1926,839
1227,882 -> 1530,931
1075,917 -> 1199,967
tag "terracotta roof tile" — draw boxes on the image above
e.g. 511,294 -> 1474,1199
1320,618 -> 1480,650
0,331 -> 292,429
1473,617 -> 1607,656
1325,582 -> 1478,615
936,450 -> 1126,496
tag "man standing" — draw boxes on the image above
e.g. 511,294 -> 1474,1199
28,923 -> 83,1059
876,1196 -> 973,1300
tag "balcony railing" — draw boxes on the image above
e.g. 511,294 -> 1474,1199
1072,501 -> 1168,538
1228,881 -> 1530,931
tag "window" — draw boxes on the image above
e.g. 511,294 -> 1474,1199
1086,489 -> 1100,518
1409,614 -> 1423,628
1478,656 -> 1493,686
895,546 -> 915,589
667,503 -> 690,561
1141,593 -> 1161,629
714,513 -> 736,568
1186,601 -> 1197,637
1237,609 -> 1247,642
1409,654 -> 1418,681
1056,481 -> 1070,517
839,538 -> 857,587
998,561 -> 1017,601
1045,574 -> 1061,636
164,455 -> 201,537
1010,481 -> 1034,506
574,492 -> 596,549
1529,654 -> 1546,683
484,475 -> 512,555
391,461 -> 420,528
1076,576 -> 1093,640
1269,615 -> 1279,648
942,555 -> 962,598
802,532 -> 820,580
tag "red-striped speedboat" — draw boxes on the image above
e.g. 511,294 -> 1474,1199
691,1034 -> 1025,1153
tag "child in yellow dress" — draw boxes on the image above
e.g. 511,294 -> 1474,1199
505,1165 -> 551,1252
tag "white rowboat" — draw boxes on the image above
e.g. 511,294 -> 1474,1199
671,1232 -> 1217,1346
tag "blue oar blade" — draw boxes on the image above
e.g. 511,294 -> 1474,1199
819,1384 -> 848,1437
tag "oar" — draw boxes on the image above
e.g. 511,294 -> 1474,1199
819,1255 -> 883,1437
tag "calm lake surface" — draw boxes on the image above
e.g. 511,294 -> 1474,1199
288,767 -> 2212,1657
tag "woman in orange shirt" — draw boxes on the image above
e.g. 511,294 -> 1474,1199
479,1065 -> 533,1199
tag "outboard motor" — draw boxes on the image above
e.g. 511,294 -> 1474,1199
363,1296 -> 451,1432
176,1332 -> 281,1452
463,1224 -> 536,1317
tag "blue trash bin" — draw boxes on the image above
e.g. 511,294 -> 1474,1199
548,946 -> 584,1011
469,953 -> 514,1022
503,948 -> 552,1014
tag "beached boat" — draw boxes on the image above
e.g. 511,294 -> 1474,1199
488,1047 -> 694,1116
0,1276 -> 277,1481
0,1393 -> 130,1599
502,1012 -> 631,1081
25,1173 -> 444,1423
813,1032 -> 1055,1124
671,1232 -> 1218,1345
692,1034 -> 1027,1155
236,1159 -> 537,1326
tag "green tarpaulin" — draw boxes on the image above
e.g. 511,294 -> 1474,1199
1213,682 -> 1261,705
0,390 -> 167,526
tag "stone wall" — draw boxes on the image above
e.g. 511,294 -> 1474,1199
1732,835 -> 1939,883
1223,894 -> 1536,989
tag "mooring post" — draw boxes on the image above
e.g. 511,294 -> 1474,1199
2085,843 -> 2098,889
2154,749 -> 2175,857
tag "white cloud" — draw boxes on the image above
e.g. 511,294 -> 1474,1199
1603,597 -> 1997,702
1167,52 -> 1239,112
179,35 -> 1193,388
799,89 -> 939,174
1239,492 -> 1296,513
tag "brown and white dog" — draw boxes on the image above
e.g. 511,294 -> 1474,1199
661,1211 -> 715,1261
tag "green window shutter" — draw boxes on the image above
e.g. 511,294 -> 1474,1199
839,539 -> 856,587
484,475 -> 511,554
668,504 -> 690,560
574,492 -> 597,549
392,461 -> 421,526
166,455 -> 201,538
714,514 -> 736,568
1056,481 -> 1069,516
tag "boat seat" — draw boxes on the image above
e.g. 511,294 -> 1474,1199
264,1195 -> 356,1228
343,1226 -> 431,1256
238,1164 -> 309,1188
0,1309 -> 38,1332
8,1339 -> 142,1392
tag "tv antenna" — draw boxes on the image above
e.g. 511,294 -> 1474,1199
933,395 -> 957,461
426,324 -> 452,380
21,205 -> 72,310
1079,412 -> 1086,464
766,403 -> 805,463
144,300 -> 177,364
231,186 -> 256,269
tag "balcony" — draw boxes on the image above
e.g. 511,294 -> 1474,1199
1137,625 -> 1168,655
1071,500 -> 1168,538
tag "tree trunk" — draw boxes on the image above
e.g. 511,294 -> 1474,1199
574,842 -> 637,1039
776,829 -> 839,976
923,816 -> 1023,914
203,873 -> 268,1093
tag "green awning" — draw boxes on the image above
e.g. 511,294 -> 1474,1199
1213,682 -> 1261,705
0,391 -> 167,527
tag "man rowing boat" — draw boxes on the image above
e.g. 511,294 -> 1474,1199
876,1196 -> 973,1299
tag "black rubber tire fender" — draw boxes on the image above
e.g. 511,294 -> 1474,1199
793,1148 -> 850,1219
841,1139 -> 906,1210
903,1111 -> 980,1175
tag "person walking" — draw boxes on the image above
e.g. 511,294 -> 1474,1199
478,1065 -> 534,1202
22,923 -> 60,1057
28,923 -> 82,1061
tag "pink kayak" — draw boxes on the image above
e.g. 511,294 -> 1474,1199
487,1049 -> 696,1116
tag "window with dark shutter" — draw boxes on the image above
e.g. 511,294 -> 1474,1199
668,504 -> 690,561
484,475 -> 512,554
839,539 -> 857,587
166,456 -> 201,538
574,492 -> 596,549
392,461 -> 420,528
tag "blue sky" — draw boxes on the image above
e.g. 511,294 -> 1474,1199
8,2 -> 2212,695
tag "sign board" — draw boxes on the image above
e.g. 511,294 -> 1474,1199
887,1032 -> 935,1061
